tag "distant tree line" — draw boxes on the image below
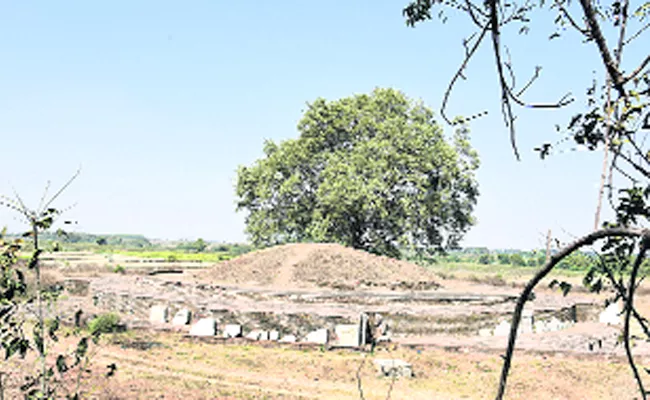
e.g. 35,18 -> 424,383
412,249 -> 650,273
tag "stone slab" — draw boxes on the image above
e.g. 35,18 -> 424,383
599,302 -> 621,325
189,318 -> 217,336
335,324 -> 361,347
279,334 -> 297,343
171,309 -> 191,326
149,305 -> 168,324
304,328 -> 328,345
223,324 -> 242,338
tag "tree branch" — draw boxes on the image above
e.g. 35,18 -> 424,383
495,227 -> 649,400
488,0 -> 521,160
558,6 -> 589,36
441,25 -> 490,125
623,239 -> 649,399
578,0 -> 626,97
623,55 -> 650,84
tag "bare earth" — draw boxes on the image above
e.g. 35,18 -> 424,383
21,244 -> 650,399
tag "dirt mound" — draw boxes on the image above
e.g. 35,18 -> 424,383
199,243 -> 440,290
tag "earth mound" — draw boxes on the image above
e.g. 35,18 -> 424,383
199,243 -> 441,290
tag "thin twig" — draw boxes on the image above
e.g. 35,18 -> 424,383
356,353 -> 367,400
558,6 -> 589,36
42,168 -> 81,212
623,55 -> 650,84
441,25 -> 490,126
624,22 -> 650,46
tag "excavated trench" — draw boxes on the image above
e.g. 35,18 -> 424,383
53,275 -> 601,340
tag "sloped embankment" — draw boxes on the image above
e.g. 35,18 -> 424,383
199,243 -> 440,290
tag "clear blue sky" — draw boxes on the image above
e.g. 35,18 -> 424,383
1,1 -> 641,250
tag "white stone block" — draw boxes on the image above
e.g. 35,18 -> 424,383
149,305 -> 168,324
279,334 -> 297,343
189,318 -> 217,336
269,330 -> 280,341
599,302 -> 622,325
245,329 -> 263,340
171,309 -> 191,326
478,328 -> 493,337
223,324 -> 242,338
547,317 -> 562,332
335,324 -> 361,347
493,320 -> 511,337
304,328 -> 329,344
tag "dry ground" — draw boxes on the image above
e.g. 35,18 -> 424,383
13,245 -> 650,399
198,243 -> 440,290
56,330 -> 642,400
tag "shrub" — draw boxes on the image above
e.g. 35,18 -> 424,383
88,313 -> 122,335
478,254 -> 492,265
113,264 -> 125,274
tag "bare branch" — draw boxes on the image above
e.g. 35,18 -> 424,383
488,0 -> 520,160
558,6 -> 589,36
614,0 -> 629,64
623,239 -> 649,399
42,167 -> 81,213
613,147 -> 650,178
495,227 -> 649,400
515,66 -> 541,97
441,25 -> 490,125
578,0 -> 626,97
624,22 -> 650,46
623,54 -> 650,84
356,354 -> 367,400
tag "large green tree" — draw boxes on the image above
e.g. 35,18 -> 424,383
236,88 -> 480,257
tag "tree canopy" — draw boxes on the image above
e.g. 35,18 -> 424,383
236,88 -> 480,257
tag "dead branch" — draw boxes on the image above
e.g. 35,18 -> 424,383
441,25 -> 490,125
495,227 -> 649,400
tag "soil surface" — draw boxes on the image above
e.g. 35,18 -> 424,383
197,243 -> 441,290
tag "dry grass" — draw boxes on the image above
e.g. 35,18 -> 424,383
56,331 -> 643,399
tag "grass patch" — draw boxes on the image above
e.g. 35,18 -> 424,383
100,250 -> 233,263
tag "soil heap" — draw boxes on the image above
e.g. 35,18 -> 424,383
199,243 -> 440,290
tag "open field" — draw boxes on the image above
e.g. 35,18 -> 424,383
8,244 -> 650,399
72,330 -> 645,399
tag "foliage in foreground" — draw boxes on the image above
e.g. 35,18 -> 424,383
403,0 -> 650,397
1,176 -> 115,399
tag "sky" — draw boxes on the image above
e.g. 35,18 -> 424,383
0,1 -> 646,250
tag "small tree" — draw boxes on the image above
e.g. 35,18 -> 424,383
497,253 -> 511,264
0,172 -> 116,398
478,253 -> 493,264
